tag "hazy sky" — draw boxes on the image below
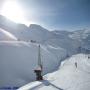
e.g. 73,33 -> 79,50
0,0 -> 90,30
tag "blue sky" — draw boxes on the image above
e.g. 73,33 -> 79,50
0,0 -> 90,30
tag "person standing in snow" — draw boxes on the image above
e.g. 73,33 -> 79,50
75,62 -> 77,68
88,54 -> 90,59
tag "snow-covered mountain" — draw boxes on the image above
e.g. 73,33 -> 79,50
69,29 -> 90,40
0,15 -> 89,51
69,29 -> 90,53
18,54 -> 90,90
0,15 -> 90,88
0,15 -> 52,42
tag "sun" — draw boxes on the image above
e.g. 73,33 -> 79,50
1,1 -> 25,23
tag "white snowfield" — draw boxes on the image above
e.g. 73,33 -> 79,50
0,17 -> 90,89
0,41 -> 66,87
18,54 -> 90,90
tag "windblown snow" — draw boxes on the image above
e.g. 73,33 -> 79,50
0,28 -> 17,40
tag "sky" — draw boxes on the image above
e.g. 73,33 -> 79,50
0,0 -> 90,30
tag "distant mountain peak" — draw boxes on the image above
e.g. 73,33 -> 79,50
29,24 -> 48,31
29,24 -> 42,28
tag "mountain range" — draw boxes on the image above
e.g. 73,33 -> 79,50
0,15 -> 90,88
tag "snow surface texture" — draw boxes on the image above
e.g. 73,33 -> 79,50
0,26 -> 68,88
0,15 -> 90,88
18,54 -> 90,90
0,41 -> 66,87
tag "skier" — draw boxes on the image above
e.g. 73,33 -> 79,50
75,62 -> 77,68
88,56 -> 90,59
88,54 -> 90,59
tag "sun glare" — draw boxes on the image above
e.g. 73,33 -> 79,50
1,1 -> 25,23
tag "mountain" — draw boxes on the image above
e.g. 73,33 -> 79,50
29,24 -> 52,43
0,15 -> 90,88
69,29 -> 90,53
44,31 -> 80,55
0,15 -> 89,50
48,29 -> 90,54
69,29 -> 90,40
0,15 -> 52,42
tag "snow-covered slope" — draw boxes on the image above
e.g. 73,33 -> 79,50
48,29 -> 90,55
0,15 -> 52,42
44,31 -> 80,55
0,15 -> 90,89
0,41 -> 66,88
18,54 -> 90,90
69,29 -> 90,53
69,29 -> 90,40
28,24 -> 52,43
0,15 -> 89,53
0,28 -> 17,41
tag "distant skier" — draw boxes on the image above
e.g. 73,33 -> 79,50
75,62 -> 77,68
88,55 -> 90,59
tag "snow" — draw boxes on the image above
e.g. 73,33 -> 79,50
0,28 -> 17,40
0,15 -> 90,89
69,29 -> 90,40
0,41 -> 66,87
18,54 -> 90,90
